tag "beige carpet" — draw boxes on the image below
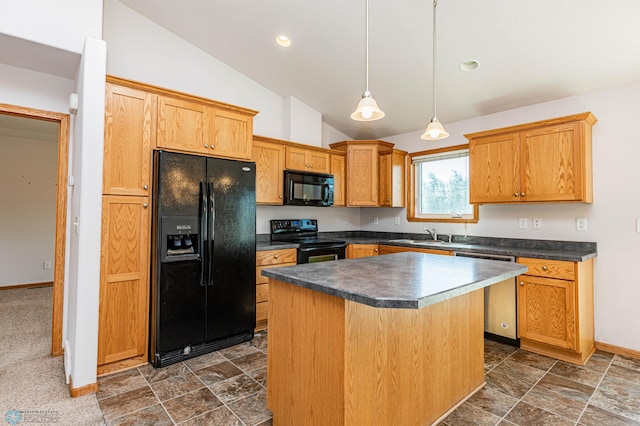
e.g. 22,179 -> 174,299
0,287 -> 105,425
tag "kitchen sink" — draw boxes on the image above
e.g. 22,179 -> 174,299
387,239 -> 447,245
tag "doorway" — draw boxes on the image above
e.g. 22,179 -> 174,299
0,103 -> 69,357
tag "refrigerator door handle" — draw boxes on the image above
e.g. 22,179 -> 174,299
207,182 -> 215,286
199,181 -> 208,286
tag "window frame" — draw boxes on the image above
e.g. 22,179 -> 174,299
407,144 -> 479,223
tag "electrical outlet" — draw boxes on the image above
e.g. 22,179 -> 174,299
43,261 -> 52,270
636,218 -> 640,233
518,218 -> 528,229
394,217 -> 400,225
344,217 -> 349,224
532,218 -> 542,230
576,218 -> 587,231
373,216 -> 379,225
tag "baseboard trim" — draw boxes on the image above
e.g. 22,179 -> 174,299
0,282 -> 53,290
595,341 -> 640,360
69,376 -> 98,398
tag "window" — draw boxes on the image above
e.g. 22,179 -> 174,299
407,144 -> 478,223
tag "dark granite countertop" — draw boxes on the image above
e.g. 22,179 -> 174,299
262,252 -> 527,309
256,232 -> 596,262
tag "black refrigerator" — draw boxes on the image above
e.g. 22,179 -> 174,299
150,151 -> 256,368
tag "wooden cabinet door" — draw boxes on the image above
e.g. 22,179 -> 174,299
98,195 -> 150,366
103,83 -> 153,196
285,146 -> 309,171
206,107 -> 253,160
253,139 -> 285,204
520,122 -> 583,202
469,133 -> 520,203
379,153 -> 392,207
517,275 -> 577,350
307,150 -> 330,174
347,244 -> 379,258
346,144 -> 378,206
157,95 -> 207,154
331,154 -> 346,206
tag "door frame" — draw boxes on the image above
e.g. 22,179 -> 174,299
0,103 -> 69,357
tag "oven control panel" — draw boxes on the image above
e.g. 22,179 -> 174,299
271,219 -> 318,233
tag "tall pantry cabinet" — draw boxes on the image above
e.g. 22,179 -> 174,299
98,82 -> 153,374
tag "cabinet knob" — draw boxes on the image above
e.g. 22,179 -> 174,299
386,197 -> 390,201
204,144 -> 209,148
143,185 -> 149,190
521,192 -> 525,197
519,281 -> 524,286
279,195 -> 283,199
274,254 -> 280,259
374,248 -> 378,252
210,145 -> 215,149
541,265 -> 548,271
514,192 -> 519,197
143,203 -> 148,208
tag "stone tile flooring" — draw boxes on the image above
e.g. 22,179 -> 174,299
97,333 -> 640,425
97,331 -> 271,425
443,340 -> 640,425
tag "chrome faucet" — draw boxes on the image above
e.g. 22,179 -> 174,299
423,228 -> 437,241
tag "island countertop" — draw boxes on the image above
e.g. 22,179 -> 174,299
261,252 -> 528,309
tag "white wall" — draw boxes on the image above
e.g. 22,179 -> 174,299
322,122 -> 351,147
63,37 -> 107,389
0,135 -> 57,286
0,0 -> 102,54
361,82 -> 640,352
283,96 -> 322,146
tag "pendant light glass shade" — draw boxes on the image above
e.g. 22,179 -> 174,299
421,117 -> 449,140
421,0 -> 449,140
351,90 -> 385,121
351,0 -> 385,122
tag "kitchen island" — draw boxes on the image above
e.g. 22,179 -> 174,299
262,252 -> 527,426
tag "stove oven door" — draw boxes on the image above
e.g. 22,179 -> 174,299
298,244 -> 346,264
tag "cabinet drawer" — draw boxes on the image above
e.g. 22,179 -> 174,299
256,301 -> 269,322
256,283 -> 269,303
517,257 -> 575,280
256,248 -> 297,266
256,263 -> 296,284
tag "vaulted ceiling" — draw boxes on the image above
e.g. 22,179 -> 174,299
119,0 -> 640,139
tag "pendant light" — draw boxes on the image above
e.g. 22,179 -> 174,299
351,0 -> 385,121
421,0 -> 449,140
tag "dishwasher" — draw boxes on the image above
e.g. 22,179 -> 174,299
453,251 -> 520,347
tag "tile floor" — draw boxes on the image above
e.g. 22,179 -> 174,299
97,332 -> 640,425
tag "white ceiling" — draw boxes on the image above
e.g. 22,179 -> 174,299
118,0 -> 640,140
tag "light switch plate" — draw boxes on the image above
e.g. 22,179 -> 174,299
373,216 -> 379,225
636,218 -> 640,233
394,217 -> 400,225
576,218 -> 587,231
518,218 -> 528,229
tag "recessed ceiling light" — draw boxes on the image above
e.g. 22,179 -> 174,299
460,60 -> 479,71
276,35 -> 291,48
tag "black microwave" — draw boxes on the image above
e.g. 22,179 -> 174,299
284,170 -> 334,207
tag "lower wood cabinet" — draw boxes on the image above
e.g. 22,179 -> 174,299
347,244 -> 378,258
98,195 -> 150,374
516,257 -> 594,365
378,244 -> 451,256
255,248 -> 297,331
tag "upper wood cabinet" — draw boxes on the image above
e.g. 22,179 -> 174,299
103,83 -> 154,196
331,153 -> 346,207
330,140 -> 405,207
157,95 -> 207,154
285,144 -> 330,174
379,149 -> 407,207
205,106 -> 253,160
155,89 -> 256,160
466,112 -> 596,204
252,136 -> 285,205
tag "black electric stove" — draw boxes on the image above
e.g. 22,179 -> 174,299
270,219 -> 347,263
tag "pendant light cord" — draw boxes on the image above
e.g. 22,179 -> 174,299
365,0 -> 370,93
432,0 -> 438,118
